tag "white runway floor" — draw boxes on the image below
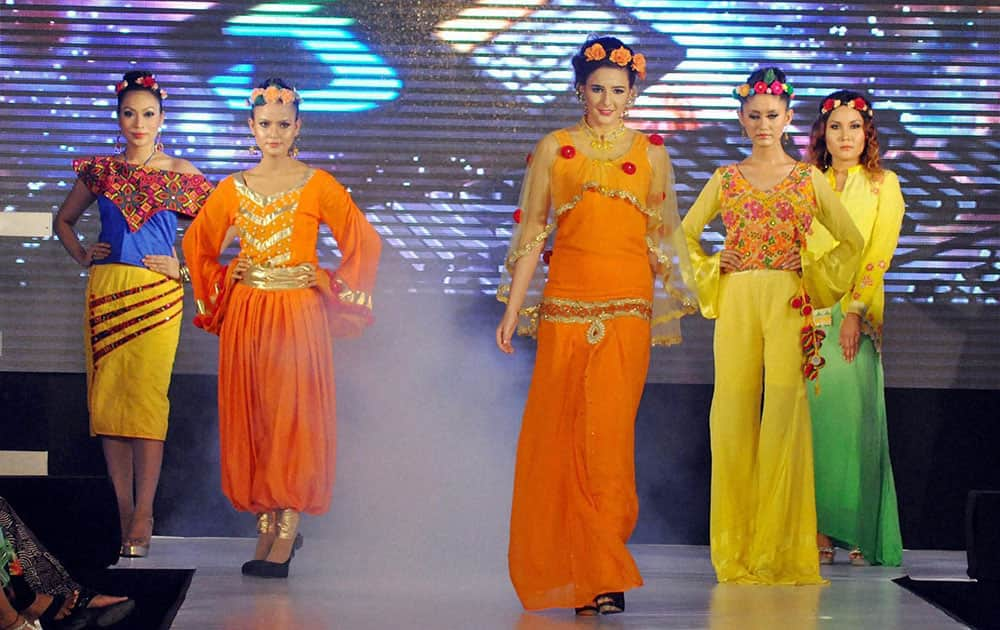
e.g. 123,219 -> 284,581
122,538 -> 967,629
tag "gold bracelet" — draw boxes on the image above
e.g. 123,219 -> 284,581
179,265 -> 192,283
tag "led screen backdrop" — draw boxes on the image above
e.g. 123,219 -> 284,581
1,1 -> 997,387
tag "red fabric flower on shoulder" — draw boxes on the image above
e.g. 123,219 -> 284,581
512,208 -> 522,224
649,133 -> 664,146
525,153 -> 532,165
542,249 -> 553,264
560,145 -> 576,159
622,162 -> 636,175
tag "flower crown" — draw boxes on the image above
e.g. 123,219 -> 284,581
732,69 -> 793,100
115,74 -> 167,99
821,96 -> 873,118
248,85 -> 301,106
582,43 -> 646,80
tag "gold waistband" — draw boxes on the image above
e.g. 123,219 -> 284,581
240,263 -> 315,290
539,296 -> 652,345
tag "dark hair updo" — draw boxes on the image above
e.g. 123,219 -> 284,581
571,36 -> 641,89
807,89 -> 883,176
116,70 -> 165,113
734,66 -> 793,110
249,77 -> 300,119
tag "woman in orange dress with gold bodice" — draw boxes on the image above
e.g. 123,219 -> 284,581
496,37 -> 694,615
182,78 -> 381,578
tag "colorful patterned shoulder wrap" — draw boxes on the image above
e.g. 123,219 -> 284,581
73,156 -> 212,232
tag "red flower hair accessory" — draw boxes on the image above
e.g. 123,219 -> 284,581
115,74 -> 168,99
733,70 -> 794,101
821,96 -> 873,118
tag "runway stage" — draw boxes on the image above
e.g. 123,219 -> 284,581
123,539 -> 965,629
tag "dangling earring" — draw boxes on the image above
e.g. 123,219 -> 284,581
782,131 -> 789,144
740,127 -> 747,139
623,97 -> 634,120
154,132 -> 164,153
114,134 -> 123,153
288,141 -> 299,158
248,142 -> 260,155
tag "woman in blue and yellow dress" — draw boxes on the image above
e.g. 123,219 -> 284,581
805,91 -> 905,567
53,71 -> 211,558
497,37 -> 694,614
682,67 -> 863,585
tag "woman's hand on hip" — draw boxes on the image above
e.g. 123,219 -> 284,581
719,249 -> 743,274
142,254 -> 180,279
81,242 -> 111,267
230,257 -> 250,282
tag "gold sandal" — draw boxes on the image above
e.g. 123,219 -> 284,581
848,548 -> 869,566
818,546 -> 836,565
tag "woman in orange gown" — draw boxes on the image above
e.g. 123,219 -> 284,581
496,37 -> 694,614
182,78 -> 381,578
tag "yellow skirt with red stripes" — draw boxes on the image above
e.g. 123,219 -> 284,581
84,264 -> 183,440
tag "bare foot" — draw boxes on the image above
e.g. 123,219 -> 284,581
87,594 -> 130,609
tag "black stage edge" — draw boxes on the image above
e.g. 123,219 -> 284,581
894,576 -> 1000,630
2,371 -> 998,547
74,568 -> 195,630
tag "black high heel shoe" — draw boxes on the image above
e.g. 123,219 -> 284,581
242,509 -> 301,578
574,601 -> 599,616
595,591 -> 625,615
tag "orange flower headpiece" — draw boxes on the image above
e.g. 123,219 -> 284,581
582,42 -> 647,80
248,85 -> 301,106
115,74 -> 167,100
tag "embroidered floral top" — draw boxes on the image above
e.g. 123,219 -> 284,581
73,156 -> 212,268
497,127 -> 695,346
682,162 -> 863,319
806,166 -> 905,351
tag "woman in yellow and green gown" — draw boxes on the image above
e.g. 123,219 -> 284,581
681,67 -> 863,585
496,36 -> 695,614
805,90 -> 905,567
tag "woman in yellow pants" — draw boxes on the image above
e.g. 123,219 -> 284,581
682,67 -> 862,584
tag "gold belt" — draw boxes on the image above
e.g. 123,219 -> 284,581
240,263 -> 315,290
539,296 -> 652,344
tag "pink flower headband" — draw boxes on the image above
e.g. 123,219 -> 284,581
821,96 -> 873,118
732,69 -> 793,100
248,85 -> 301,106
115,74 -> 167,99
582,43 -> 647,80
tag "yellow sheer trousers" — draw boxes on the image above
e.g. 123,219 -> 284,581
709,270 -> 825,585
